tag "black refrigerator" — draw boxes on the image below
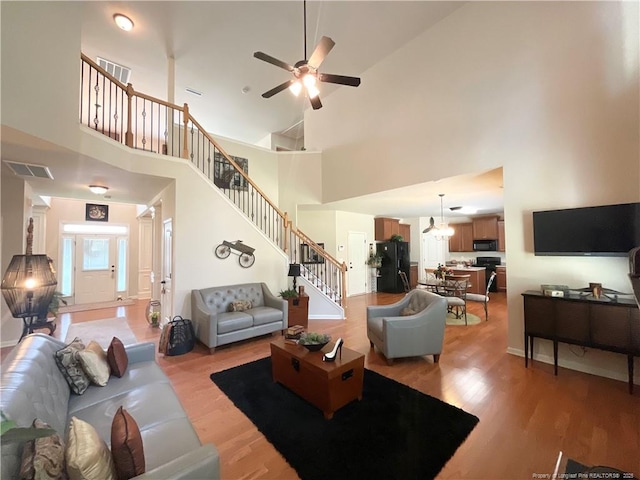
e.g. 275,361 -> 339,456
376,241 -> 410,293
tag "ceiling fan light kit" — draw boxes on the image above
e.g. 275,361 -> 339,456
253,0 -> 361,110
424,194 -> 455,239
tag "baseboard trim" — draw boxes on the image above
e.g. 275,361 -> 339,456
309,314 -> 344,320
1,339 -> 17,348
507,347 -> 639,386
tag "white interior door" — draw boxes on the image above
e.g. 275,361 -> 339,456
75,235 -> 116,304
347,232 -> 367,296
421,234 -> 446,281
161,219 -> 173,322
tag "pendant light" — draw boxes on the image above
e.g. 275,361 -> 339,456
434,194 -> 454,240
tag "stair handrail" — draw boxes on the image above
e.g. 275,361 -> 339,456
80,53 -> 345,305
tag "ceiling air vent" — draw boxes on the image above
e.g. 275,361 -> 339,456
4,161 -> 54,179
97,56 -> 131,84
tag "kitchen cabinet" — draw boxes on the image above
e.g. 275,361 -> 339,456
449,223 -> 473,252
409,264 -> 418,289
472,216 -> 499,240
375,217 -> 400,241
496,266 -> 506,292
498,220 -> 505,252
399,223 -> 411,243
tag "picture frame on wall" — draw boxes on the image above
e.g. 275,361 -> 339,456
85,203 -> 109,222
301,243 -> 325,264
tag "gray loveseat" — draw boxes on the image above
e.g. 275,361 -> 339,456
367,289 -> 447,365
192,282 -> 288,353
0,333 -> 220,480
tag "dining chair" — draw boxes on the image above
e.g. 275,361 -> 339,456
443,274 -> 470,325
466,271 -> 497,321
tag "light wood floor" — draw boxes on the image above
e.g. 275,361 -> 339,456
2,292 -> 639,479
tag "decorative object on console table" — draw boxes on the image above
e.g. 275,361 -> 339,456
85,203 -> 109,222
1,218 -> 58,341
284,286 -> 309,329
522,290 -> 640,394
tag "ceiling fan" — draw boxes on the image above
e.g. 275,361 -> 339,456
253,0 -> 361,110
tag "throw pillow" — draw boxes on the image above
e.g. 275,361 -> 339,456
227,300 -> 252,312
400,307 -> 416,316
78,340 -> 111,386
55,337 -> 90,395
107,337 -> 128,378
19,418 -> 67,480
65,417 -> 116,480
111,407 -> 145,480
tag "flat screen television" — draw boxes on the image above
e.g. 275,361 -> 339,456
533,202 -> 640,257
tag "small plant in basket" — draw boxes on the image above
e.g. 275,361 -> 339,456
298,332 -> 331,352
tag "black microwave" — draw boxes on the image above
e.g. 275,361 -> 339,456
473,239 -> 498,251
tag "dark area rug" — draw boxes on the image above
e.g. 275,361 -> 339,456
210,357 -> 479,480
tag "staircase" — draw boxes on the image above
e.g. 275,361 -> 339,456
80,54 -> 347,306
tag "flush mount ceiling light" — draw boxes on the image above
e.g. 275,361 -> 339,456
113,14 -> 134,31
89,185 -> 109,195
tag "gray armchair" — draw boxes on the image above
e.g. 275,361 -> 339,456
366,289 -> 447,365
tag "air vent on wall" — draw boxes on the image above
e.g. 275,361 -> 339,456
97,56 -> 131,84
4,161 -> 54,179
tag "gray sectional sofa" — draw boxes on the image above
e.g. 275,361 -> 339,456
191,282 -> 288,353
0,333 -> 220,480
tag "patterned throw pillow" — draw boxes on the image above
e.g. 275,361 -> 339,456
227,300 -> 252,312
400,307 -> 417,316
107,337 -> 128,378
65,417 -> 116,480
55,337 -> 90,395
19,418 -> 67,480
78,340 -> 111,386
111,407 -> 145,480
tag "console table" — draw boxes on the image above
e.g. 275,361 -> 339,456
522,290 -> 640,394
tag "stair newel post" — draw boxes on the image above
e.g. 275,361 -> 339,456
125,83 -> 134,148
182,103 -> 190,159
341,262 -> 348,309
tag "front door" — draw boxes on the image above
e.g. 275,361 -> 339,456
75,235 -> 117,304
347,232 -> 367,296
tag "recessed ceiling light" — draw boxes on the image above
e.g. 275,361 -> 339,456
113,14 -> 134,32
89,185 -> 109,195
241,86 -> 250,94
459,206 -> 478,214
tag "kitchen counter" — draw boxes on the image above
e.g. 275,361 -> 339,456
449,266 -> 486,271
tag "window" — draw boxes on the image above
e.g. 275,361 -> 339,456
60,236 -> 74,296
82,238 -> 110,270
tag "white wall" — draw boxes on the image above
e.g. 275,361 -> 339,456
0,170 -> 33,346
43,198 -> 141,301
278,151 -> 323,224
1,2 -> 81,147
306,2 -> 640,383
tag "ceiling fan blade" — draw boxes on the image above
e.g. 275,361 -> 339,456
262,80 -> 295,98
318,73 -> 361,87
253,51 -> 295,72
307,36 -> 335,70
310,95 -> 322,110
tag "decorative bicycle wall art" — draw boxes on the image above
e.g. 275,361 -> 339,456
214,240 -> 255,268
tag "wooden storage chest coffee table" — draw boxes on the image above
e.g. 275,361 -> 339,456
270,337 -> 364,419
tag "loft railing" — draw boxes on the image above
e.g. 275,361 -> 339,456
80,53 -> 347,306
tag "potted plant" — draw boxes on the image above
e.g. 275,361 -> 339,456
278,288 -> 299,300
47,291 -> 67,320
389,234 -> 404,242
149,311 -> 160,328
